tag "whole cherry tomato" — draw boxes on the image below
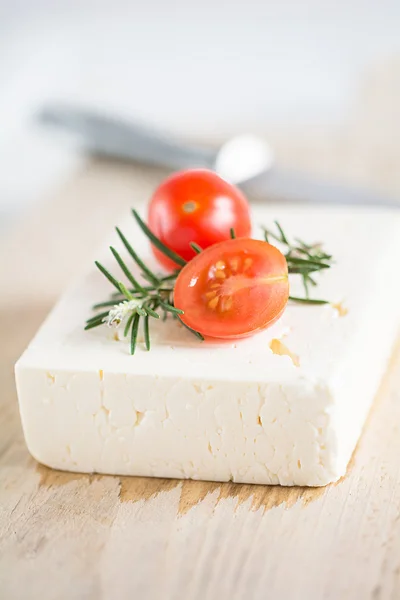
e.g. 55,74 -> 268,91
148,169 -> 252,270
174,238 -> 289,339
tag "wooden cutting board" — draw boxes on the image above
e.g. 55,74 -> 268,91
1,158 -> 400,600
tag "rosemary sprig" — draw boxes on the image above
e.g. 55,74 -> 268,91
86,213 -> 202,354
263,222 -> 333,304
87,210 -> 333,354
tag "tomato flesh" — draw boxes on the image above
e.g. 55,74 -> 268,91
148,169 -> 252,270
174,238 -> 289,339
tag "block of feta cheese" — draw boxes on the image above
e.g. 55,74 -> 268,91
15,205 -> 400,486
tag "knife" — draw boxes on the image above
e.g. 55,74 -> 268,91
38,105 -> 399,209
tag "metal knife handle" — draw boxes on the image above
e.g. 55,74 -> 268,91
38,105 -> 216,171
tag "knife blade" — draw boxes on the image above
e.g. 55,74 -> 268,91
243,167 -> 400,209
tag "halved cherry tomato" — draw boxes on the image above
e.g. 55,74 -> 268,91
174,238 -> 289,339
148,169 -> 252,270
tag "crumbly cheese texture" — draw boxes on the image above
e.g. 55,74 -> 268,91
15,206 -> 400,486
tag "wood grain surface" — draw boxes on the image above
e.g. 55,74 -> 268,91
1,61 -> 400,599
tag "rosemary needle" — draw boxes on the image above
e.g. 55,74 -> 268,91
110,246 -> 146,293
303,274 -> 310,298
124,312 -> 135,337
132,209 -> 187,268
145,306 -> 160,319
308,275 -> 317,286
84,317 -> 107,331
159,301 -> 184,315
118,281 -> 135,301
86,310 -> 110,325
180,320 -> 205,340
289,296 -> 329,305
144,315 -> 150,351
286,257 -> 330,269
274,221 -> 289,244
190,242 -> 202,254
130,313 -> 140,355
95,261 -> 122,293
161,273 -> 179,282
93,299 -> 122,309
116,227 -> 159,285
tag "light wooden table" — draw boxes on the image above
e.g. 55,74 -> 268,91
1,60 -> 400,597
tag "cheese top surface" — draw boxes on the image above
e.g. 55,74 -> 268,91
18,205 -> 400,386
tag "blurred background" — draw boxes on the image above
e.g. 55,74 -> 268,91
1,3 -> 400,595
1,0 -> 400,230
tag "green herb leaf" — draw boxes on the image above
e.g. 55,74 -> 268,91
286,257 -> 330,269
132,209 -> 187,268
159,301 -> 184,315
302,274 -> 310,298
124,312 -> 135,337
110,246 -> 146,293
307,275 -> 317,286
274,221 -> 289,244
179,320 -> 205,340
190,242 -> 202,254
118,281 -> 135,301
84,317 -> 107,331
289,296 -> 329,305
144,306 -> 160,319
144,315 -> 150,351
130,313 -> 140,355
95,261 -> 122,293
262,227 -> 281,244
93,299 -> 121,309
161,272 -> 180,282
86,310 -> 110,324
116,227 -> 160,285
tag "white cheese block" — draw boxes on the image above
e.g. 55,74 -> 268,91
15,205 -> 400,486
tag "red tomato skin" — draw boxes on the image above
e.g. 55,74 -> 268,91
174,238 -> 289,340
148,169 -> 252,270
